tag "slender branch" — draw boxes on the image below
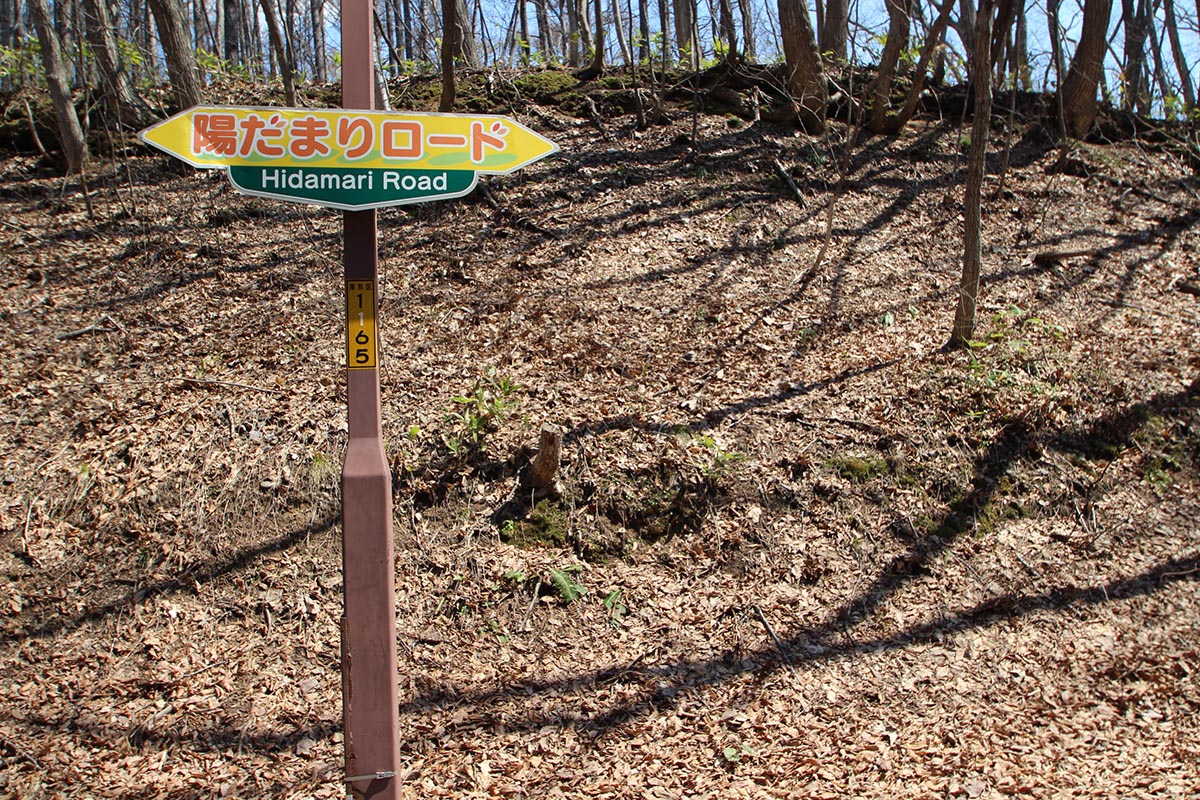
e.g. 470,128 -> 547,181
752,604 -> 796,673
127,376 -> 285,395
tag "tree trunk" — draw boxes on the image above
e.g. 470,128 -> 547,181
638,0 -> 650,62
222,0 -> 239,61
819,0 -> 848,60
81,0 -> 157,128
455,0 -> 480,66
147,0 -> 203,109
1060,0 -> 1113,138
1120,0 -> 1150,112
957,0 -> 977,64
1014,0 -> 1028,89
567,0 -> 581,64
28,0 -> 88,172
1146,3 -> 1172,109
884,0 -> 954,133
737,0 -> 754,61
312,0 -> 329,80
536,0 -> 553,59
612,0 -> 632,65
585,0 -> 604,75
518,0 -> 531,63
674,0 -> 695,68
866,0 -> 911,132
717,0 -> 739,61
949,0 -> 993,348
440,0 -> 457,110
1163,0 -> 1196,109
778,0 -> 827,131
260,0 -> 295,105
658,0 -> 671,63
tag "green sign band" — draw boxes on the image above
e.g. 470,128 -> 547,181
228,166 -> 478,210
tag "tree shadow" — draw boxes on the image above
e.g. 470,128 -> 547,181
0,514 -> 337,644
397,381 -> 1200,738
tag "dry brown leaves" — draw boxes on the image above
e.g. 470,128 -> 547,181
1,109 -> 1198,798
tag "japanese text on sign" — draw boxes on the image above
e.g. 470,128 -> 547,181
191,111 -> 510,165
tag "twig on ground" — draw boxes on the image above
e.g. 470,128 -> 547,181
21,500 -> 34,559
128,376 -> 285,395
0,730 -> 42,770
1031,248 -> 1101,264
519,576 -> 542,633
752,604 -> 795,673
0,219 -> 46,242
55,314 -> 119,340
772,159 -> 807,208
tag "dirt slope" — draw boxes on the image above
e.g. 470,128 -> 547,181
1,96 -> 1199,799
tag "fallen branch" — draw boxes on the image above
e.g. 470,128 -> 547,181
0,729 -> 43,770
128,376 -> 285,395
1032,248 -> 1101,265
752,604 -> 795,673
55,314 -> 120,340
519,577 -> 542,633
772,159 -> 807,208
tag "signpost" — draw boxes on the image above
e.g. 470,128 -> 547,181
138,4 -> 556,796
139,105 -> 557,210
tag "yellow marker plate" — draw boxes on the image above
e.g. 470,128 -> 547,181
346,281 -> 378,370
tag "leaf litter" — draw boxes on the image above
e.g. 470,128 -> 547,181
1,103 -> 1199,798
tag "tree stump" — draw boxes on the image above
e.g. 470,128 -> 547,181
522,423 -> 564,500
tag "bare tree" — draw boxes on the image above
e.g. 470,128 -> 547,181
674,0 -> 696,68
441,0 -> 458,109
28,0 -> 88,171
1162,0 -> 1196,109
717,0 -> 739,61
950,0 -> 994,347
535,0 -> 553,60
312,0 -> 329,80
820,0 -> 849,61
260,0 -> 296,105
82,0 -> 157,128
883,0 -> 955,133
866,0 -> 912,132
1120,0 -> 1151,112
147,0 -> 203,109
778,0 -> 827,131
1060,0 -> 1113,137
737,0 -> 755,61
612,0 -> 632,65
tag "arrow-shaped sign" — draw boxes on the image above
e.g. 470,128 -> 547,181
138,105 -> 559,210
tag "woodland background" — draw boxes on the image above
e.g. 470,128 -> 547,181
2,0 -> 1200,797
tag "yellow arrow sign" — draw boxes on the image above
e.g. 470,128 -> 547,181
139,105 -> 559,175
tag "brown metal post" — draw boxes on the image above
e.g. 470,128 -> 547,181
341,1 -> 401,797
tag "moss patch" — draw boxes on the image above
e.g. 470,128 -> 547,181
828,454 -> 888,482
500,500 -> 570,549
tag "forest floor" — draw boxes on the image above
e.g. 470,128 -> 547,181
1,73 -> 1199,799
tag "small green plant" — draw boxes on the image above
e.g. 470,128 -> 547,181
692,433 -> 745,478
721,742 -> 755,765
547,565 -> 585,603
443,371 -> 518,456
603,589 -> 627,623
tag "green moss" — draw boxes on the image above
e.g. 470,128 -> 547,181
514,70 -> 577,100
500,500 -> 570,549
828,454 -> 888,482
